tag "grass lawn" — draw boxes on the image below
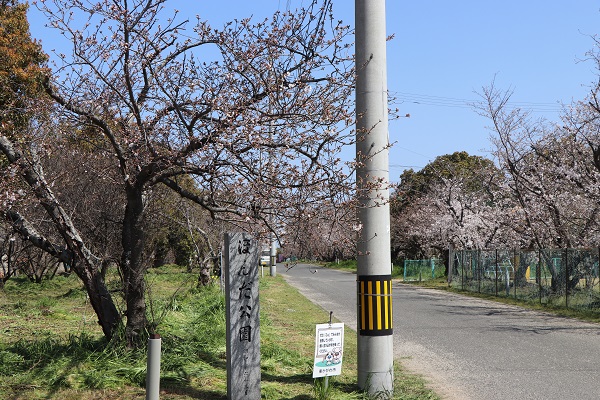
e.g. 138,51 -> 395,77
0,265 -> 438,399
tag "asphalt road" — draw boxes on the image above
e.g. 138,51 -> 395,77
280,263 -> 600,400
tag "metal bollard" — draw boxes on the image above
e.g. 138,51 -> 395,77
146,333 -> 162,400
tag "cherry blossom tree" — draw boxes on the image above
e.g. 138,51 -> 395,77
480,85 -> 600,249
0,0 -> 354,346
390,152 -> 512,260
280,196 -> 357,262
479,78 -> 600,291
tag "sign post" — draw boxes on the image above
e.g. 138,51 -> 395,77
224,232 -> 261,399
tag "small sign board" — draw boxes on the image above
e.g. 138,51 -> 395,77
312,322 -> 344,378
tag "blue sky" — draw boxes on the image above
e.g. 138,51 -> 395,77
27,1 -> 600,181
385,1 -> 600,178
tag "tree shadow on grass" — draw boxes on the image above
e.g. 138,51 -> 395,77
262,372 -> 363,398
262,371 -> 314,385
1,334 -> 232,399
161,384 -> 227,399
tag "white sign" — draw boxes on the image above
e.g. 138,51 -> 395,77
312,322 -> 344,378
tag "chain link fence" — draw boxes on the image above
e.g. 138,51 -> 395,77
403,258 -> 445,282
449,248 -> 600,311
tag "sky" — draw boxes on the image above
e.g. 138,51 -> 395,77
26,1 -> 600,182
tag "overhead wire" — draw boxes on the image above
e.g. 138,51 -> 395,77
394,91 -> 564,113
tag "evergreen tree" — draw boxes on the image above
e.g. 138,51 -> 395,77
0,0 -> 47,137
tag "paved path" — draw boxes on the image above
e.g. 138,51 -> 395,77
280,263 -> 600,400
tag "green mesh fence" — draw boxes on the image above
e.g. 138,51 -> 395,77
403,258 -> 445,282
450,248 -> 600,311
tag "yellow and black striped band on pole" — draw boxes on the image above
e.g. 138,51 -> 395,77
357,274 -> 393,336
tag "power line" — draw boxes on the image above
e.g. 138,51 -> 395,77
390,164 -> 423,169
393,91 -> 564,113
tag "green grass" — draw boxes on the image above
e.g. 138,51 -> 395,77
0,266 -> 438,399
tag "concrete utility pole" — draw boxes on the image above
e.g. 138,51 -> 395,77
355,0 -> 394,396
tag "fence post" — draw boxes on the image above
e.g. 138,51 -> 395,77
403,259 -> 407,282
505,267 -> 510,297
538,249 -> 542,304
513,249 -> 517,298
477,250 -> 481,294
146,333 -> 161,400
447,245 -> 454,285
462,251 -> 466,290
565,248 -> 569,309
495,249 -> 499,297
471,249 -> 481,293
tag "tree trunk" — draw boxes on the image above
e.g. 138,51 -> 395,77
198,258 -> 213,286
72,263 -> 122,340
194,226 -> 218,287
513,252 -> 528,288
121,186 -> 148,348
442,248 -> 450,277
0,138 -> 123,340
4,207 -> 123,339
